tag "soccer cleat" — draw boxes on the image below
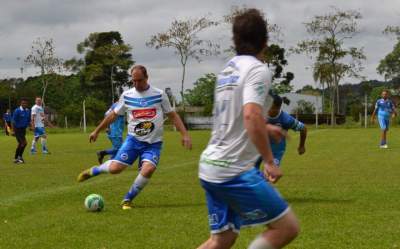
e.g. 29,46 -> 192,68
121,200 -> 133,210
14,158 -> 24,164
42,150 -> 50,154
96,151 -> 105,164
380,144 -> 388,149
30,149 -> 37,155
77,167 -> 95,182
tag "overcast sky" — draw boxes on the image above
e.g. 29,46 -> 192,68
0,0 -> 399,96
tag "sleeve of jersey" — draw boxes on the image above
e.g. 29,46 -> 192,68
31,107 -> 36,115
375,100 -> 378,109
242,65 -> 271,107
161,92 -> 173,114
291,119 -> 305,132
113,94 -> 127,115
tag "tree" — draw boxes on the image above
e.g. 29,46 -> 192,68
184,73 -> 216,115
292,7 -> 366,125
293,100 -> 315,114
223,6 -> 294,94
71,31 -> 134,103
377,25 -> 400,81
146,16 -> 219,107
25,38 -> 62,105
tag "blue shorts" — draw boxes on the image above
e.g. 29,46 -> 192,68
108,136 -> 123,150
200,168 -> 289,234
378,116 -> 390,130
34,127 -> 46,138
112,135 -> 162,168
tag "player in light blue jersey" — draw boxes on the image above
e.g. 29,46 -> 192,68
96,102 -> 125,164
371,90 -> 396,148
255,95 -> 307,170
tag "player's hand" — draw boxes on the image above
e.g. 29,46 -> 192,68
264,162 -> 282,184
266,124 -> 287,143
89,131 -> 99,143
182,134 -> 192,150
298,146 -> 306,155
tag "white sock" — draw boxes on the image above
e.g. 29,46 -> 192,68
40,137 -> 48,151
248,235 -> 275,249
31,139 -> 37,150
124,174 -> 149,201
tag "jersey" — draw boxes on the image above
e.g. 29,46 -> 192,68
31,104 -> 45,128
106,103 -> 125,138
114,85 -> 173,144
199,55 -> 273,183
268,111 -> 305,160
375,98 -> 394,119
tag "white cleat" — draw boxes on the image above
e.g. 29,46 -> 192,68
380,144 -> 388,149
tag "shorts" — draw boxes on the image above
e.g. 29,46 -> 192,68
34,127 -> 46,137
378,116 -> 390,131
14,128 -> 27,143
200,168 -> 289,234
112,135 -> 162,168
108,136 -> 123,151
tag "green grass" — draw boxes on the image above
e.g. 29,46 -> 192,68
0,128 -> 399,248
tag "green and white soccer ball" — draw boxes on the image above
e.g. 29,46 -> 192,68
84,194 -> 104,212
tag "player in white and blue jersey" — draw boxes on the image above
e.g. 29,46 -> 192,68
197,9 -> 299,249
96,102 -> 125,164
30,97 -> 52,154
77,65 -> 192,210
255,95 -> 307,170
371,90 -> 396,148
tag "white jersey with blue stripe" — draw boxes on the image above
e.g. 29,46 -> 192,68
199,55 -> 273,183
114,85 -> 173,144
31,104 -> 45,128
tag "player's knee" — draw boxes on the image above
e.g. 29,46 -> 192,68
109,163 -> 125,174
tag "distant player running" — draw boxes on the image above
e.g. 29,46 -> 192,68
255,95 -> 307,169
77,65 -> 192,210
30,97 -> 52,154
371,90 -> 396,148
96,102 -> 125,164
197,9 -> 299,249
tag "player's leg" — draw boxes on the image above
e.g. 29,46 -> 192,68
78,136 -> 138,182
18,129 -> 27,162
197,230 -> 238,249
40,130 -> 49,153
30,128 -> 40,154
14,129 -> 22,162
121,142 -> 162,209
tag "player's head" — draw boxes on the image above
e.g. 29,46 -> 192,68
20,97 -> 29,108
131,65 -> 149,92
35,97 -> 42,106
232,8 -> 268,57
269,95 -> 290,117
381,90 -> 389,99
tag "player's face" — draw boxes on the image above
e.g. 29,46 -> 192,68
382,91 -> 388,99
268,105 -> 280,117
21,100 -> 28,108
35,98 -> 42,106
131,69 -> 148,91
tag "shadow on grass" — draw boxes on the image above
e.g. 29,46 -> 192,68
287,197 -> 354,204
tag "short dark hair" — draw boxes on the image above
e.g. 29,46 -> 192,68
20,97 -> 29,103
233,9 -> 268,56
272,94 -> 290,107
131,65 -> 148,79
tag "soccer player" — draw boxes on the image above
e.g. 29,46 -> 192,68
3,109 -> 12,136
371,90 -> 397,148
96,101 -> 125,164
30,97 -> 52,154
77,65 -> 192,210
255,95 -> 307,169
11,98 -> 31,164
197,9 -> 299,249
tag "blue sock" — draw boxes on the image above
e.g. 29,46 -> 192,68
124,174 -> 149,201
381,140 -> 386,145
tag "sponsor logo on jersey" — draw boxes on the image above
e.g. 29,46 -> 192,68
132,108 -> 157,119
134,121 -> 155,136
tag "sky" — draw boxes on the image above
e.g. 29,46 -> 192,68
0,0 -> 399,96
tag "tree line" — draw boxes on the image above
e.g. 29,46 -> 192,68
1,6 -> 399,126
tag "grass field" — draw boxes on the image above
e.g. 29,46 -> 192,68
0,128 -> 399,249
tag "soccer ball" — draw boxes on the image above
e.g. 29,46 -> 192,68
84,194 -> 104,212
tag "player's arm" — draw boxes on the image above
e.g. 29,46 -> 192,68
265,123 -> 286,143
30,113 -> 36,130
89,112 -> 118,143
166,111 -> 192,150
244,103 -> 282,183
371,102 -> 378,122
391,102 -> 397,118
